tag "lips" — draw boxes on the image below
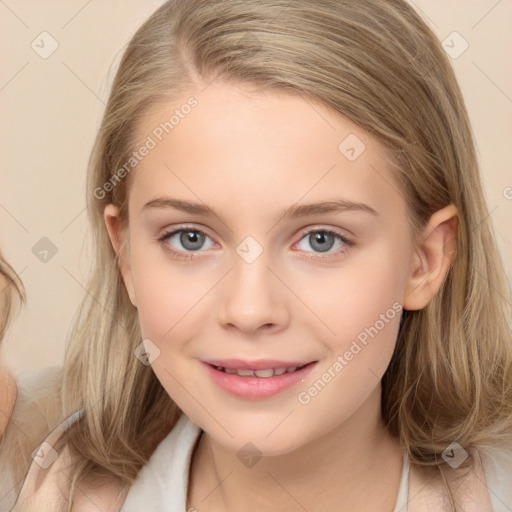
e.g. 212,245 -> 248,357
203,360 -> 318,400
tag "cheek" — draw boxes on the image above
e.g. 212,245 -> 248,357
324,285 -> 402,392
129,244 -> 216,347
294,260 -> 405,430
133,269 -> 196,341
332,265 -> 403,351
334,299 -> 402,378
300,244 -> 407,347
293,243 -> 407,397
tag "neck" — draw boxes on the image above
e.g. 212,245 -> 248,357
188,384 -> 404,512
0,365 -> 17,438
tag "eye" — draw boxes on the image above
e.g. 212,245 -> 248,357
294,229 -> 353,259
157,226 -> 354,261
158,227 -> 215,260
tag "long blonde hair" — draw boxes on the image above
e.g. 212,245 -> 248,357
60,0 -> 512,508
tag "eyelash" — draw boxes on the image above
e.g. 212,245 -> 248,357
157,225 -> 354,261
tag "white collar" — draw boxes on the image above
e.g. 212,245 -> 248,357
121,413 -> 410,512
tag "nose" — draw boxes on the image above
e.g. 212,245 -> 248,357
217,250 -> 290,335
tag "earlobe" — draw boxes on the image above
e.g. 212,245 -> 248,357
103,204 -> 137,308
403,205 -> 458,311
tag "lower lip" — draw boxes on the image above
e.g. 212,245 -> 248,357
203,361 -> 317,400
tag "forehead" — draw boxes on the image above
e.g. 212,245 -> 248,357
129,81 -> 406,223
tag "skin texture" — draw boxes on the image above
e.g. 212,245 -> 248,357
104,80 -> 458,511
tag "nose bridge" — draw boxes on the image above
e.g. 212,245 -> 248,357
217,236 -> 288,332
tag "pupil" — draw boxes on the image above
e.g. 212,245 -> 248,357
311,232 -> 334,253
181,230 -> 204,250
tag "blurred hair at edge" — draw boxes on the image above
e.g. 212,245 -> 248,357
0,249 -> 24,345
57,0 -> 512,506
0,249 -> 25,434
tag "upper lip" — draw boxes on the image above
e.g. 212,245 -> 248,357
203,359 -> 316,370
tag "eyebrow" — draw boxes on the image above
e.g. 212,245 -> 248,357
141,197 -> 378,223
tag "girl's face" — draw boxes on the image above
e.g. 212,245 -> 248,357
105,81 -> 453,455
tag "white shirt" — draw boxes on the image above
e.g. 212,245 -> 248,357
13,410 -> 512,511
120,412 -> 410,512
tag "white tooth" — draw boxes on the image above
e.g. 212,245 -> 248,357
237,369 -> 256,377
255,369 -> 275,378
224,368 -> 237,374
286,366 -> 298,373
274,368 -> 287,376
215,366 -> 224,371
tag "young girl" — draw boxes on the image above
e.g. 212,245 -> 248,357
11,0 -> 512,510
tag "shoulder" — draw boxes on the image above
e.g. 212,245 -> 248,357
10,365 -> 64,442
478,438 -> 512,509
13,441 -> 129,512
11,410 -> 129,512
68,465 -> 130,512
0,365 -> 65,510
12,430 -> 78,512
407,446 -> 497,512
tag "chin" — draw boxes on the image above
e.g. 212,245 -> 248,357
209,424 -> 306,458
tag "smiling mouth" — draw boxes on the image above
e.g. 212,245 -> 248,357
208,362 -> 313,378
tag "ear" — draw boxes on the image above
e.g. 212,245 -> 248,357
103,204 -> 137,307
403,204 -> 458,311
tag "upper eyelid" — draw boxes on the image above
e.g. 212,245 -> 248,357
159,224 -> 217,243
159,224 -> 353,247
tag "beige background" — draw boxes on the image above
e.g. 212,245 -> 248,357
1,1 -> 511,374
